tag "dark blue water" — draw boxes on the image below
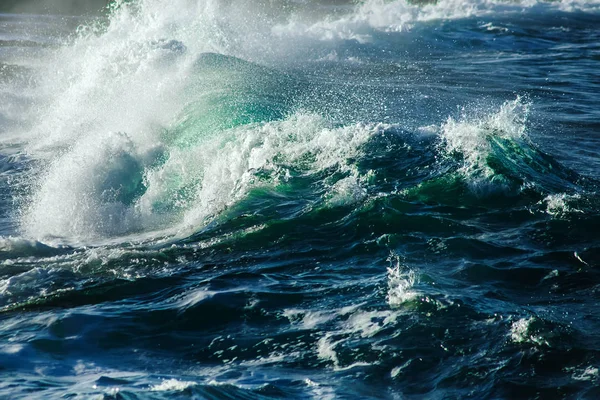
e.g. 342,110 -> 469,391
1,1 -> 600,398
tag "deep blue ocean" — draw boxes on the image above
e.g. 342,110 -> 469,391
1,0 -> 600,398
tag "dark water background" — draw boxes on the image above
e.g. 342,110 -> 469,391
0,0 -> 600,398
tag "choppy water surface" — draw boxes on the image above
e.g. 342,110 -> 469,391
1,1 -> 600,398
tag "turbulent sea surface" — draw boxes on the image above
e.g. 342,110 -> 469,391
1,0 -> 600,398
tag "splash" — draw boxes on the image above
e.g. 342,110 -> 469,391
23,112 -> 387,243
440,97 -> 529,184
387,253 -> 417,307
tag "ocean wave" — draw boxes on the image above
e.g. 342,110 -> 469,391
400,97 -> 584,206
9,0 -> 596,242
273,0 -> 600,42
22,108 -> 388,243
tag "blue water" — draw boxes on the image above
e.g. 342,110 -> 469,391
1,1 -> 600,398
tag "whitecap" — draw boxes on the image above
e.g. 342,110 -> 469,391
150,378 -> 197,392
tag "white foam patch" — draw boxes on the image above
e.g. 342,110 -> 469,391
237,351 -> 298,368
317,332 -> 370,371
390,359 -> 414,379
284,304 -> 361,330
173,115 -> 387,237
150,378 -> 197,392
23,132 -> 151,239
571,366 -> 599,382
312,306 -> 400,370
344,310 -> 397,338
540,193 -> 583,217
317,334 -> 341,367
509,317 -> 549,347
542,269 -> 559,281
304,377 -> 337,400
510,318 -> 531,343
283,309 -> 338,330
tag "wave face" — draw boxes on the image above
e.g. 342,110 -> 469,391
1,0 -> 600,398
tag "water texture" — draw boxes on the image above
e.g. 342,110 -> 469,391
0,0 -> 599,398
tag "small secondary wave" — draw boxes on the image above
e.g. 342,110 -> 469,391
401,98 -> 584,206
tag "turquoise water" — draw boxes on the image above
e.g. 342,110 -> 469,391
1,1 -> 600,398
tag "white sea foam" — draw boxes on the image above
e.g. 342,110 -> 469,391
317,334 -> 341,367
540,193 -> 583,217
283,309 -> 338,330
509,317 -> 549,347
150,378 -> 197,391
571,366 -> 599,382
273,0 -> 600,42
22,112 -> 386,243
439,97 -> 530,191
309,306 -> 396,370
345,310 -> 397,338
174,116 -> 386,238
305,378 -> 336,400
390,359 -> 414,379
13,0 -> 275,243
